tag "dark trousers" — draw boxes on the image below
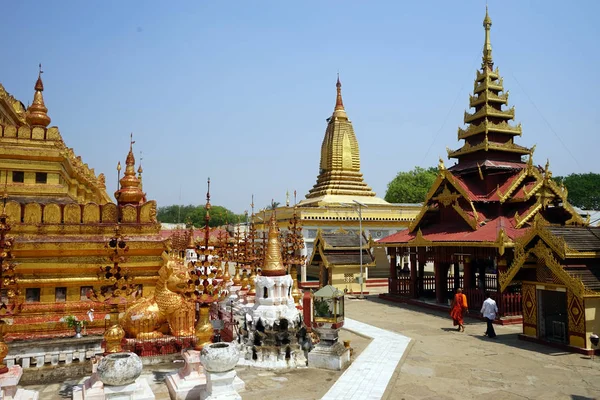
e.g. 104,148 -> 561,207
485,318 -> 496,338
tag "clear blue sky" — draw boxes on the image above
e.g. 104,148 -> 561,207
2,1 -> 598,214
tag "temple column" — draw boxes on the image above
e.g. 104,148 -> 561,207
463,256 -> 473,290
453,262 -> 460,291
434,263 -> 445,304
389,247 -> 397,294
410,250 -> 418,298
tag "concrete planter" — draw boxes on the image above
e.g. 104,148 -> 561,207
97,352 -> 143,386
200,342 -> 239,373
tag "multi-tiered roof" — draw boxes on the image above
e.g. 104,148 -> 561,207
379,8 -> 585,249
448,8 -> 528,166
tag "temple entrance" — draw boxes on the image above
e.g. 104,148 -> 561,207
538,289 -> 568,344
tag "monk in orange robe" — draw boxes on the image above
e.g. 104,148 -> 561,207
450,288 -> 468,332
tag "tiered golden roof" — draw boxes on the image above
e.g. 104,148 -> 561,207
447,7 -> 530,163
303,76 -> 383,204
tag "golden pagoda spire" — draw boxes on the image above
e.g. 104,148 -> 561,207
26,64 -> 51,127
448,9 -> 529,165
304,76 -> 376,200
114,133 -> 144,204
261,211 -> 286,277
482,5 -> 493,69
332,73 -> 347,120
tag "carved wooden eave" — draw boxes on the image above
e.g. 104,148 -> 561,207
458,119 -> 522,140
447,139 -> 530,159
496,168 -> 529,203
409,169 -> 478,233
408,229 -> 433,247
499,240 -> 593,297
0,84 -> 27,126
452,201 -> 479,230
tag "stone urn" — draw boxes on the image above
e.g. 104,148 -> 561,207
97,352 -> 143,386
199,342 -> 239,373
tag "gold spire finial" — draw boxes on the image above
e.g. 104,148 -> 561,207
332,74 -> 348,119
114,136 -> 144,204
26,63 -> 51,127
482,5 -> 493,69
261,212 -> 286,276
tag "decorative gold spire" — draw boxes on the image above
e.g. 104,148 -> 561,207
114,134 -> 144,205
26,64 -> 51,127
304,77 -> 376,199
482,6 -> 493,69
261,212 -> 286,277
448,9 -> 529,164
332,73 -> 347,120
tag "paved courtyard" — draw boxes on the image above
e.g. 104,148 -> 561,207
22,296 -> 600,399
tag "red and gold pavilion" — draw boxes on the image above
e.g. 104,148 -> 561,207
377,8 -> 587,316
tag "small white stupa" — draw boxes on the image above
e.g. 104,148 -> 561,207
240,213 -> 306,369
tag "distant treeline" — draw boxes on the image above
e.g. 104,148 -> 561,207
157,204 -> 245,227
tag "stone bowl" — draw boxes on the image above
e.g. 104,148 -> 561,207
200,342 -> 240,373
97,352 -> 143,386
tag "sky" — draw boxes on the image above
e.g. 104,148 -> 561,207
2,1 -> 599,215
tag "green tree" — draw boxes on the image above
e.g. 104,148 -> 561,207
553,173 -> 600,210
157,204 -> 244,227
385,166 -> 438,204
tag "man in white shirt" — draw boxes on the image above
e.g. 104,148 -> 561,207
480,292 -> 498,338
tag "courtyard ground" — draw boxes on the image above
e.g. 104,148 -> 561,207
22,295 -> 600,399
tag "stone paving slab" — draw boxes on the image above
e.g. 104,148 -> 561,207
321,318 -> 411,400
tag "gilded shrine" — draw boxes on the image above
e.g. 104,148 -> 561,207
0,71 -> 166,338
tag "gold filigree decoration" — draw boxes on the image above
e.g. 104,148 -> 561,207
433,185 -> 460,207
500,240 -> 588,297
101,203 -> 118,223
567,290 -> 585,334
408,228 -> 434,247
522,283 -> 537,326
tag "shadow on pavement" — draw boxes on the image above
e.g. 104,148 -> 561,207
470,332 -> 572,356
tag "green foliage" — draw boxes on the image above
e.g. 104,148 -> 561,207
553,173 -> 600,210
385,166 -> 438,204
314,299 -> 333,318
64,315 -> 87,328
157,204 -> 245,227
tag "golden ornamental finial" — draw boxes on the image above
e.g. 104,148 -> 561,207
438,157 -> 446,171
482,5 -> 493,69
26,63 -> 51,127
117,161 -> 122,172
332,74 -> 348,119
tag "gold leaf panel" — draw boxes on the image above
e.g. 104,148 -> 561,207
121,205 -> 138,223
63,204 -> 81,224
83,203 -> 100,224
23,203 -> 42,224
43,203 -> 61,224
101,203 -> 118,223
